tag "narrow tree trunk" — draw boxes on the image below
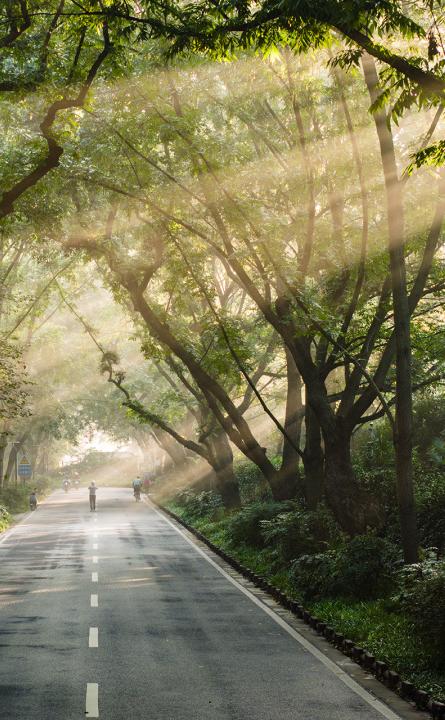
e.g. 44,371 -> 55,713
275,349 -> 303,500
5,443 -> 18,484
302,406 -> 324,509
0,443 -> 6,489
363,53 -> 418,563
152,428 -> 187,467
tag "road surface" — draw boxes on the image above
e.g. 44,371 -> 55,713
0,487 -> 406,719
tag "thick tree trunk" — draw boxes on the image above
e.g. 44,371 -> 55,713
363,53 -> 418,563
302,406 -> 324,510
206,430 -> 241,509
268,467 -> 296,502
324,423 -> 381,534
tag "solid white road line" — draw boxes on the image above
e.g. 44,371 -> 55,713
86,683 -> 99,718
0,491 -> 55,547
0,513 -> 32,546
89,627 -> 98,648
151,502 -> 403,720
91,594 -> 98,608
93,556 -> 98,564
92,572 -> 98,583
93,543 -> 98,550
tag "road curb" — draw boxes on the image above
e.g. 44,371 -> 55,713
152,499 -> 437,720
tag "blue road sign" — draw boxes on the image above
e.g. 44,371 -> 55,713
18,463 -> 32,477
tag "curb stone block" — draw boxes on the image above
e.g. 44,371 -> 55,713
415,690 -> 430,709
400,681 -> 415,699
374,661 -> 387,678
333,632 -> 344,647
386,671 -> 400,689
431,701 -> 445,719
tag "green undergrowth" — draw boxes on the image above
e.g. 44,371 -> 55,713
0,504 -> 11,532
0,486 -> 30,514
166,499 -> 445,703
308,599 -> 445,701
0,477 -> 53,526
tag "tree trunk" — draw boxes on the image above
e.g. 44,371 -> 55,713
152,428 -> 187,468
324,423 -> 381,534
0,433 -> 9,489
362,53 -> 418,563
5,444 -> 18,485
274,349 -> 303,501
0,447 -> 6,489
206,430 -> 241,509
302,406 -> 324,510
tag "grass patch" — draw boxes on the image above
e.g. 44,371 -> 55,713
309,599 -> 445,701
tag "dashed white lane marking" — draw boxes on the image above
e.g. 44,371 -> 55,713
93,543 -> 98,550
93,533 -> 98,539
91,594 -> 98,607
92,572 -> 98,583
151,503 -> 402,720
93,556 -> 98,564
89,627 -> 98,648
86,683 -> 99,717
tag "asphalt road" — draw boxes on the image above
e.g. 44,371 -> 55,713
0,487 -> 405,719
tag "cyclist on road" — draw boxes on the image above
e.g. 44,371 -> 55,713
29,489 -> 37,511
88,482 -> 97,512
132,476 -> 142,501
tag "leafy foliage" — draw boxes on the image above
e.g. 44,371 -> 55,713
260,504 -> 341,563
227,501 -> 292,547
175,488 -> 223,519
0,504 -> 11,532
290,535 -> 401,600
393,553 -> 445,656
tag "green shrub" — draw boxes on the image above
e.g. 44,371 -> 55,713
336,535 -> 400,597
234,460 -> 271,504
290,551 -> 337,598
175,489 -> 223,520
227,501 -> 290,547
290,534 -> 400,600
260,504 -> 341,564
0,504 -> 10,532
0,486 -> 30,514
392,553 -> 445,658
417,492 -> 445,552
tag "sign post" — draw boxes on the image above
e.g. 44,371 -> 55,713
18,457 -> 32,483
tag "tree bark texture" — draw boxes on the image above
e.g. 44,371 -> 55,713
362,52 -> 418,564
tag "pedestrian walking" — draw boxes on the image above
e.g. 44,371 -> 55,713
88,481 -> 97,511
